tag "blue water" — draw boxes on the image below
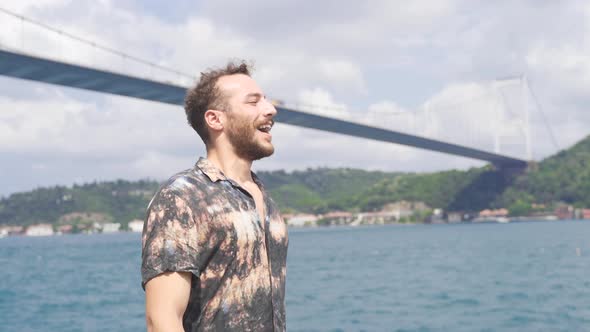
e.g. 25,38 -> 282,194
1,221 -> 589,331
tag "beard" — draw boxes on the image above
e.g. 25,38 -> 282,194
225,114 -> 274,161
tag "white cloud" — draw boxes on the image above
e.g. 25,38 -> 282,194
366,100 -> 414,132
316,59 -> 366,93
129,150 -> 198,178
295,87 -> 351,119
0,0 -> 70,14
0,92 -> 195,155
526,44 -> 590,101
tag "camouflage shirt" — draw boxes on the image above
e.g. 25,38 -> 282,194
141,158 -> 288,332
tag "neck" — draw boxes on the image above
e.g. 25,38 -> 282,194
206,146 -> 253,183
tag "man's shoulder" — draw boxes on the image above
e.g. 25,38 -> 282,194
153,167 -> 212,202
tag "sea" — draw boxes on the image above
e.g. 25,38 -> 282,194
1,220 -> 589,332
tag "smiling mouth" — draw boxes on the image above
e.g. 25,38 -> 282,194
257,121 -> 274,133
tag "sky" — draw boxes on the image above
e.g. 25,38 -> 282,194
0,0 -> 589,196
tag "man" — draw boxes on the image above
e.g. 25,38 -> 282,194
141,61 -> 288,332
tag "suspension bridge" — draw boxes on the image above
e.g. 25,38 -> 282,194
0,7 -> 544,169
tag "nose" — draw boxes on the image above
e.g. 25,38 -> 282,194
263,98 -> 278,118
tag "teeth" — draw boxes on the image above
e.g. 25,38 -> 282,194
258,123 -> 273,132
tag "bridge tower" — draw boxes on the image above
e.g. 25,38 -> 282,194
522,74 -> 532,161
491,75 -> 533,163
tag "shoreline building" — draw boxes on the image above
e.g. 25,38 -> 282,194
25,224 -> 54,237
101,223 -> 121,233
128,220 -> 144,232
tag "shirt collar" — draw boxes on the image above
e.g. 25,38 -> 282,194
196,157 -> 227,182
251,172 -> 266,192
195,157 -> 265,192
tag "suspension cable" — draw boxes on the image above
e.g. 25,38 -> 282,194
527,78 -> 561,151
0,6 -> 195,80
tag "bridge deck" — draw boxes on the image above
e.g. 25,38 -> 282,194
0,48 -> 527,168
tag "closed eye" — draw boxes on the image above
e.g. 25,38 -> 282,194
244,93 -> 263,105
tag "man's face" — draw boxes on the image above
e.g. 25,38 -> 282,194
217,74 -> 277,161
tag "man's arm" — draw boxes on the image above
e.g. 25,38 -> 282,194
145,272 -> 192,332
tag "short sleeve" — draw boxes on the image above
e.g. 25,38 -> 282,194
141,188 -> 200,289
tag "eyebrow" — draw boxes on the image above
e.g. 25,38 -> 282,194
244,93 -> 263,100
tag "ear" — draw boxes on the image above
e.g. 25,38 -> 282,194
204,109 -> 225,132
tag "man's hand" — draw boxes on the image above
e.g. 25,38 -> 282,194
145,272 -> 192,332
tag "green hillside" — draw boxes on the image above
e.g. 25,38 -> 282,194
0,180 -> 159,228
258,168 -> 394,213
1,134 -> 589,227
352,166 -> 511,212
495,135 -> 590,213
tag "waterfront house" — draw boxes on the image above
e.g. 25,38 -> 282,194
6,225 -> 24,235
356,211 -> 400,225
447,212 -> 463,223
57,224 -> 73,234
382,201 -> 428,220
479,208 -> 509,218
101,223 -> 121,233
25,224 -> 54,237
321,211 -> 354,225
554,205 -> 574,220
286,214 -> 318,227
128,219 -> 144,232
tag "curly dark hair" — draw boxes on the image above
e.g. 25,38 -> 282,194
184,61 -> 252,144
